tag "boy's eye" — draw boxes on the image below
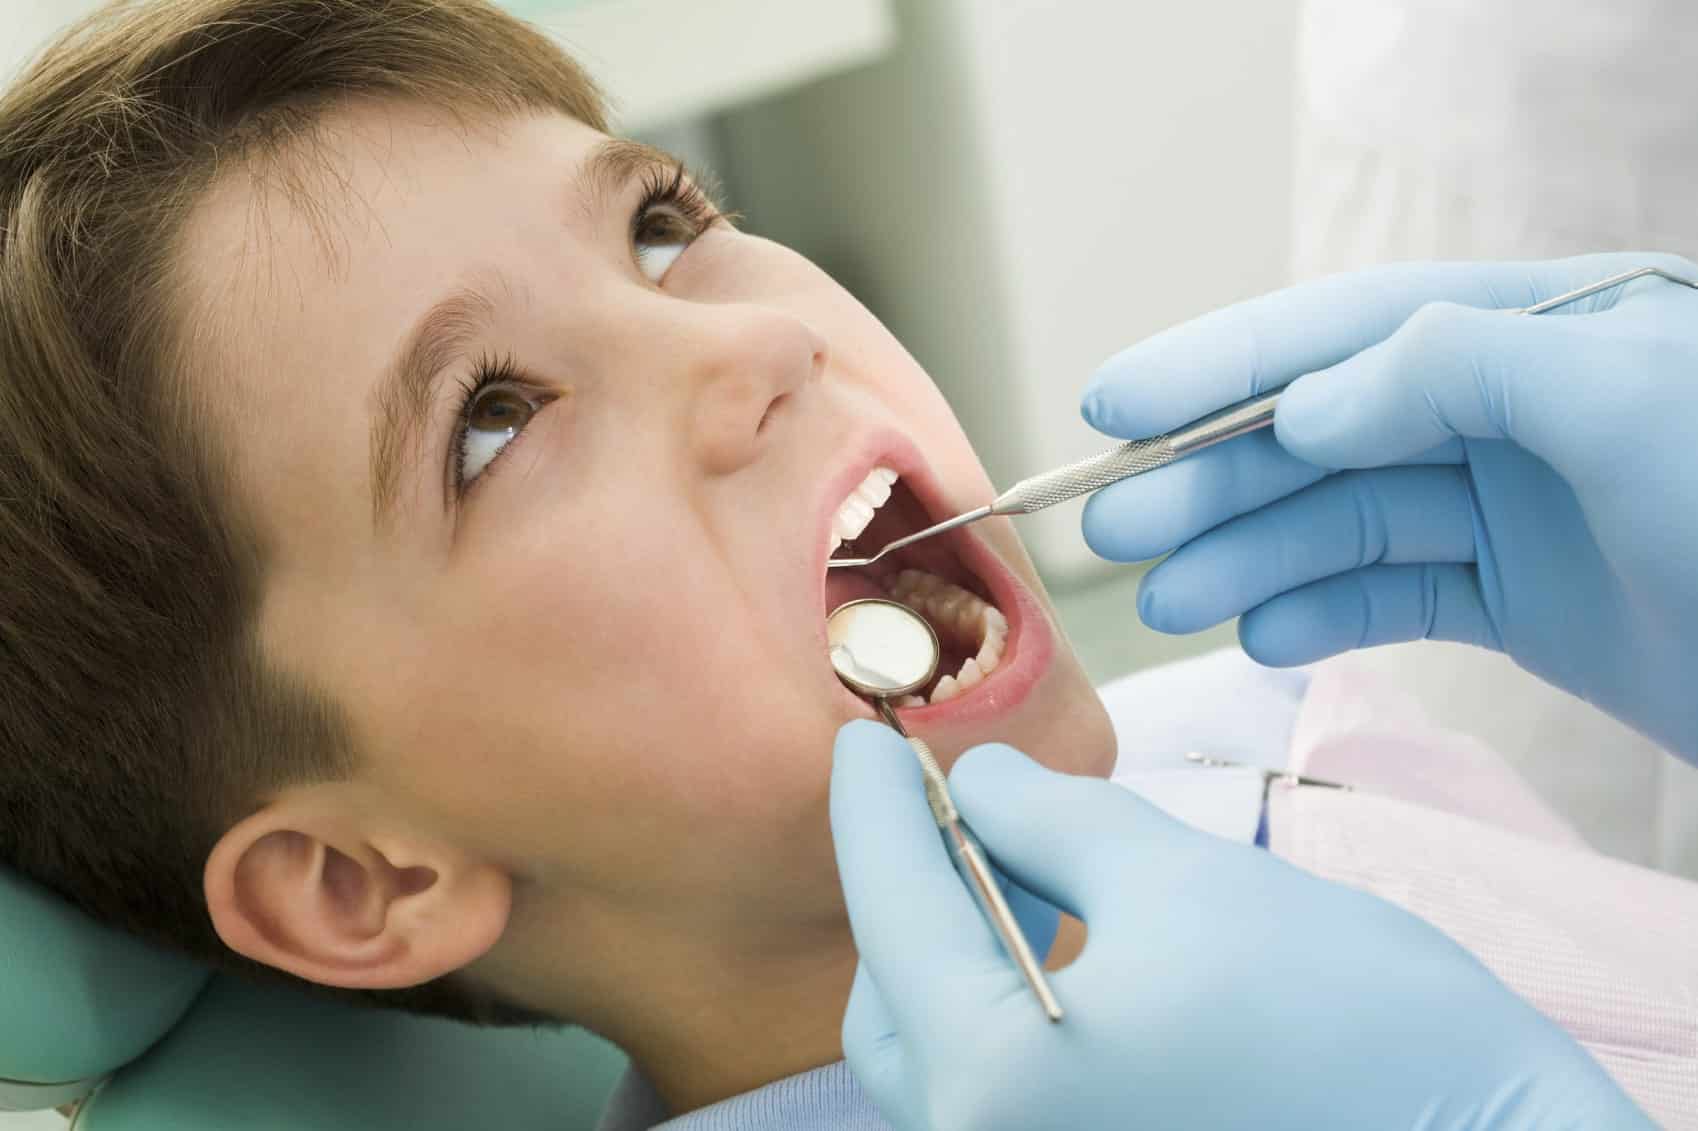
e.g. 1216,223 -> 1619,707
459,385 -> 537,486
633,206 -> 697,282
629,161 -> 721,283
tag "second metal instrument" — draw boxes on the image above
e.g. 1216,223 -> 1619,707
827,265 -> 1698,571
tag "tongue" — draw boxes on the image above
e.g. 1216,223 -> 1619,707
825,567 -> 888,615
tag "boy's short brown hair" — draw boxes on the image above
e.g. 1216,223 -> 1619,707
0,0 -> 605,1025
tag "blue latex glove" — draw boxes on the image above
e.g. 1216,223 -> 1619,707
831,720 -> 1650,1131
1080,252 -> 1698,760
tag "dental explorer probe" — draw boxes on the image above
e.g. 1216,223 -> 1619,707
828,264 -> 1698,571
826,599 -> 1065,1023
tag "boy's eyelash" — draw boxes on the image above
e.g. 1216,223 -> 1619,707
632,159 -> 731,242
449,351 -> 522,498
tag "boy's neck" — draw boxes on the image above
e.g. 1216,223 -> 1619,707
524,900 -> 862,1117
626,933 -> 860,1114
504,882 -> 1088,1118
576,911 -> 1088,1117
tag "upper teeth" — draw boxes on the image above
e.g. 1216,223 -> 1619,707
829,466 -> 898,555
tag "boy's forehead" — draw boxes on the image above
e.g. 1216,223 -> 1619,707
180,100 -> 604,295
174,100 -> 604,404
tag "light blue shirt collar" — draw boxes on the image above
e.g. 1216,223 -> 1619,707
594,1060 -> 890,1131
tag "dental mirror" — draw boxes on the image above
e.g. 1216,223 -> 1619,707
827,598 -> 940,699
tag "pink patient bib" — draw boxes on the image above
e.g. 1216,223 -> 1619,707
1267,665 -> 1698,1128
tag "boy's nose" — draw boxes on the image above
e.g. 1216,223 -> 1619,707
685,306 -> 826,475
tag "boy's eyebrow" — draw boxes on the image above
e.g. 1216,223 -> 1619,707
369,280 -> 498,528
579,137 -> 679,213
368,138 -> 678,529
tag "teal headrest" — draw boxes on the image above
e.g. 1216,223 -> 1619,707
2,866 -> 626,1128
76,976 -> 626,1131
0,866 -> 208,1101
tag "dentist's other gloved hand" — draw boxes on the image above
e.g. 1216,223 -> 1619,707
831,721 -> 1648,1131
1081,252 -> 1698,760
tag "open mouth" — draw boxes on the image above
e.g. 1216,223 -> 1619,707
822,465 -> 1011,707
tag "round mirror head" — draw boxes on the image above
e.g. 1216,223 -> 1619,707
827,598 -> 940,698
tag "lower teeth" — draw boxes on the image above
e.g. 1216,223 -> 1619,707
883,569 -> 1008,704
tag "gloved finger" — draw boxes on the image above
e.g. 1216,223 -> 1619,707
1082,429 -> 1468,564
830,721 -> 1008,1021
1136,465 -> 1478,634
1238,563 -> 1499,667
946,743 -> 1171,933
841,962 -> 914,1129
1273,300 -> 1581,471
1079,258 -> 1627,440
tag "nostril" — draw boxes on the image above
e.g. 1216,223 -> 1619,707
757,393 -> 789,434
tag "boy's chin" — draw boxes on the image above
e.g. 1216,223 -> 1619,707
947,669 -> 1117,781
1033,692 -> 1118,780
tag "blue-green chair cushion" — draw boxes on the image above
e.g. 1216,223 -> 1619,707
0,867 -> 208,1093
4,864 -> 627,1128
77,976 -> 627,1131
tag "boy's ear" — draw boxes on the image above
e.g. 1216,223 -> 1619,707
203,793 -> 511,990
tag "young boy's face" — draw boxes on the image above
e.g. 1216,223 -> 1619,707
180,99 -> 1113,1004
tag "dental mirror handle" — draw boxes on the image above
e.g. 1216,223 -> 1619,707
873,700 -> 1065,1023
943,815 -> 1065,1024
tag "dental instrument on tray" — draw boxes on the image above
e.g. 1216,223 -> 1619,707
1184,751 -> 1350,809
828,265 -> 1698,570
826,599 -> 1065,1023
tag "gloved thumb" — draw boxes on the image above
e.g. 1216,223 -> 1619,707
948,744 -> 1188,932
1275,300 -> 1568,471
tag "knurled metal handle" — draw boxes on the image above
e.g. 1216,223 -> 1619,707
991,435 -> 1179,514
988,388 -> 1284,516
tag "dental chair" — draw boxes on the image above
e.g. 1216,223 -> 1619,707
0,867 -> 627,1130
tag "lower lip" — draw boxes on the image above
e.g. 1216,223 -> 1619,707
833,522 -> 1054,729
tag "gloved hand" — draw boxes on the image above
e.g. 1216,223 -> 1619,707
831,720 -> 1650,1131
1080,252 -> 1698,760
